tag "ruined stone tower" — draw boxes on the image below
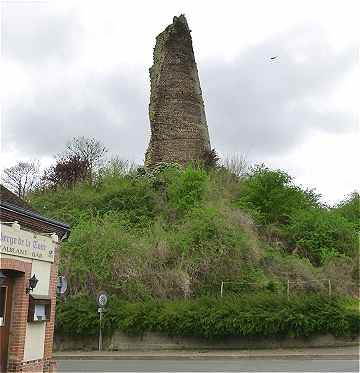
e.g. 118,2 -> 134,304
144,15 -> 211,167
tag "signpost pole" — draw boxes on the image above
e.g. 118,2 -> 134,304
96,291 -> 108,352
98,308 -> 103,351
287,280 -> 290,299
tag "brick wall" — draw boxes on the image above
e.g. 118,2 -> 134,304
43,246 -> 59,365
1,250 -> 59,372
7,357 -> 55,372
1,191 -> 69,372
1,258 -> 32,369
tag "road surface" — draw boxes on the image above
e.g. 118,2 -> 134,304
57,358 -> 359,372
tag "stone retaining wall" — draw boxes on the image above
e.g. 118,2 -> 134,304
54,332 -> 359,351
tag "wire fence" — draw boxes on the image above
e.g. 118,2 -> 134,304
220,279 -> 333,298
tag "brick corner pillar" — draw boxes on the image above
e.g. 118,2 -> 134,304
43,245 -> 60,372
1,259 -> 32,372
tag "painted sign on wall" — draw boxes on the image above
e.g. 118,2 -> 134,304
0,224 -> 55,263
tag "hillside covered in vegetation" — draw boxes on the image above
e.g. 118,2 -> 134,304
29,161 -> 359,299
27,159 -> 359,338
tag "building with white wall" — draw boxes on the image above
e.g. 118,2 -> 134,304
0,186 -> 70,372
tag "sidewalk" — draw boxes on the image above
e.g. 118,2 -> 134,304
54,346 -> 359,360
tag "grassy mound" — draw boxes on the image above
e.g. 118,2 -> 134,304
30,164 -> 358,300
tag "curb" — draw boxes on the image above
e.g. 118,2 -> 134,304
54,353 -> 359,361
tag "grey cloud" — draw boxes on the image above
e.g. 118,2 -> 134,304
1,3 -> 81,64
201,24 -> 357,157
2,18 -> 357,167
2,69 -> 149,163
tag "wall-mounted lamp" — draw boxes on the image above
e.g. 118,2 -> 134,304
51,233 -> 59,243
26,274 -> 39,294
12,221 -> 21,230
0,271 -> 7,286
56,276 -> 63,294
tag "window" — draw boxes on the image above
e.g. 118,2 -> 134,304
34,304 -> 46,321
27,295 -> 51,322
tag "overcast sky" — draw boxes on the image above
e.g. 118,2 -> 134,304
1,0 -> 358,204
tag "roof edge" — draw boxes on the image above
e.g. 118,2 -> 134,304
0,201 -> 70,231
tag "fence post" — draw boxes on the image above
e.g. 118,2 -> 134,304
287,280 -> 290,299
328,279 -> 332,297
220,281 -> 224,298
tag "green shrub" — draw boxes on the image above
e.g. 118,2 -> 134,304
55,295 -> 99,336
94,175 -> 156,226
56,294 -> 360,338
59,214 -> 148,295
335,191 -> 360,231
285,208 -> 357,266
30,172 -> 157,228
236,164 -> 320,225
29,182 -> 97,226
166,165 -> 208,216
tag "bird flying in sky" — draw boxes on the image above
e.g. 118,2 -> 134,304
270,56 -> 278,60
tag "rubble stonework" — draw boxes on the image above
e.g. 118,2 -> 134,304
144,15 -> 211,167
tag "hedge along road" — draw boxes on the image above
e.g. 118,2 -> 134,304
57,358 -> 359,372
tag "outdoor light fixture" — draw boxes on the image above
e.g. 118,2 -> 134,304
56,276 -> 63,294
12,221 -> 21,230
26,274 -> 39,294
0,271 -> 7,286
51,233 -> 59,243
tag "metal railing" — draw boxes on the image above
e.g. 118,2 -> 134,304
220,279 -> 333,298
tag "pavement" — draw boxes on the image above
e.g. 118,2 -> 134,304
54,346 -> 359,360
56,358 -> 360,372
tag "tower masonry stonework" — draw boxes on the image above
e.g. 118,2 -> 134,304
145,15 -> 211,167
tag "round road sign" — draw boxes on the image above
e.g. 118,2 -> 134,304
96,292 -> 108,307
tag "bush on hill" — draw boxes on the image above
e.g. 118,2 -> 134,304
234,165 -> 359,268
335,191 -> 360,230
235,164 -> 320,225
285,208 -> 357,265
55,294 -> 360,339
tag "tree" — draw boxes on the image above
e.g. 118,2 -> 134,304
2,161 -> 39,198
42,155 -> 90,189
236,164 -> 321,225
202,148 -> 220,169
222,154 -> 248,178
60,137 -> 107,179
97,157 -> 137,179
335,191 -> 360,230
285,208 -> 357,266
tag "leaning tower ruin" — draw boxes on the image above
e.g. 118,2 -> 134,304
144,15 -> 211,167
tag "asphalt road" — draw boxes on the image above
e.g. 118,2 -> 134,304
56,358 -> 359,372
